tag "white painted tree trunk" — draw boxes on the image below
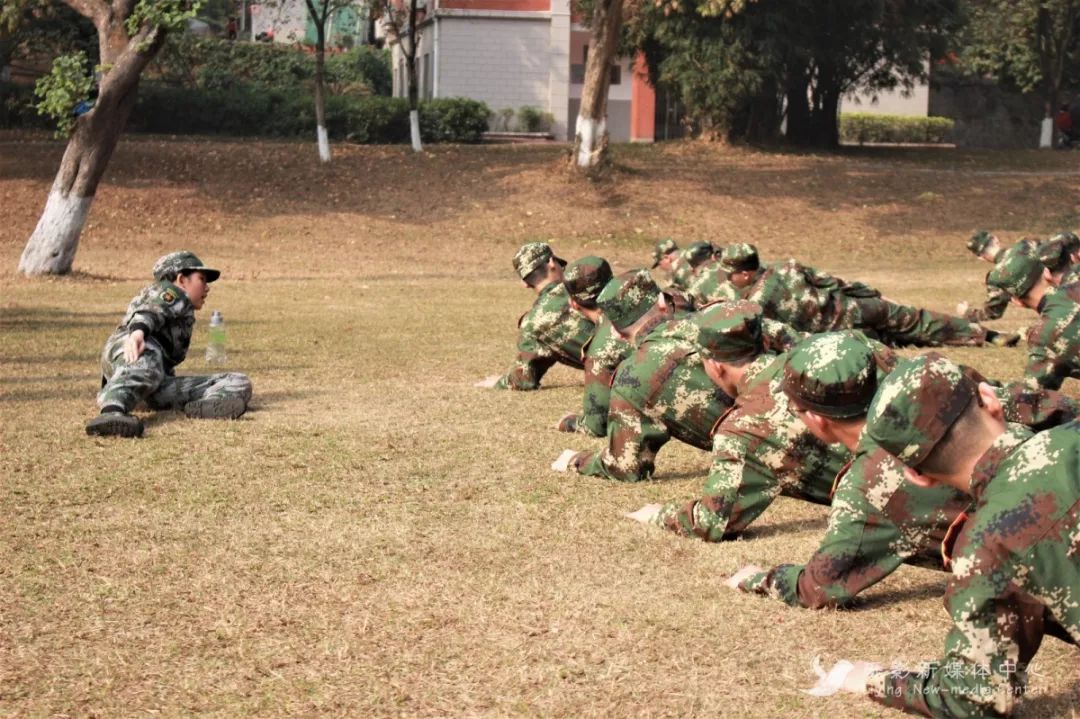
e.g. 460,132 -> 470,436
575,115 -> 605,168
317,124 -> 331,163
409,109 -> 422,152
1040,116 -> 1054,148
18,188 -> 93,275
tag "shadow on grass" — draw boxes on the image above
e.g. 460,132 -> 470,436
850,579 -> 950,611
737,515 -> 829,540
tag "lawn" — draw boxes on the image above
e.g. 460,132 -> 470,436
1,133 -> 1079,717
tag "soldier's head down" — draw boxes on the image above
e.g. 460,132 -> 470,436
513,242 -> 567,291
782,332 -> 893,445
651,238 -> 680,270
986,242 -> 1052,307
966,230 -> 1002,264
692,300 -> 766,397
597,269 -> 663,336
683,241 -> 715,273
563,256 -> 614,317
1038,231 -> 1080,281
865,353 -> 1006,486
719,243 -> 760,288
152,251 -> 219,310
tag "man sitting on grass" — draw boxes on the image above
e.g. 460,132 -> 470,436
86,251 -> 253,438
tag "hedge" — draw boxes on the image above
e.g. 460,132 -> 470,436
840,113 -> 955,144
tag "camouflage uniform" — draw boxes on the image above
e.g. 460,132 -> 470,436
95,252 -> 252,422
686,260 -> 739,306
654,315 -> 852,541
861,356 -> 1080,718
571,270 -> 726,481
737,336 -> 1080,608
650,238 -> 679,270
559,256 -> 631,437
988,244 -> 1080,390
732,245 -> 994,347
670,241 -> 713,292
495,243 -> 595,390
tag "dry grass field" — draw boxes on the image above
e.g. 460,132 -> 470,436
2,132 -> 1080,717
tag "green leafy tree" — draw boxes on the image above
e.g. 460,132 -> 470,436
18,0 -> 200,276
961,0 -> 1080,143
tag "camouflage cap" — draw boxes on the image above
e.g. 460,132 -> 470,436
683,241 -> 715,269
152,251 -> 220,282
563,256 -> 613,306
1038,232 -> 1080,271
692,300 -> 764,362
650,238 -> 679,268
597,269 -> 661,331
512,242 -> 566,280
986,242 -> 1045,298
719,243 -> 760,273
864,353 -> 977,468
966,230 -> 999,259
781,332 -> 878,419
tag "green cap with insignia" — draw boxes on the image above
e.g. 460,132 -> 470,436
683,241 -> 715,269
986,242 -> 1045,299
597,269 -> 661,331
719,243 -> 760,273
864,353 -> 977,468
563,256 -> 613,307
513,242 -> 566,280
692,300 -> 764,362
782,332 -> 879,418
965,230 -> 1001,261
152,251 -> 220,283
651,238 -> 679,268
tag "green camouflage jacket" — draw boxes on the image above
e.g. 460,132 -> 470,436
669,255 -> 695,292
1024,286 -> 1080,390
107,280 -> 196,370
687,265 -> 740,306
655,349 -> 852,540
964,277 -> 1010,323
570,316 -> 633,437
867,422 -> 1080,718
739,379 -> 1080,609
573,316 -> 732,481
495,282 -> 595,390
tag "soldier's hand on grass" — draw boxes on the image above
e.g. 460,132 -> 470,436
804,656 -> 883,697
551,449 -> 577,472
624,503 -> 663,524
724,564 -> 764,589
956,300 -> 969,316
555,413 -> 577,432
123,329 -> 146,363
474,375 -> 500,389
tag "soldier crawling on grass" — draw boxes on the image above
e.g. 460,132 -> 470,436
476,242 -> 595,391
85,251 -> 253,438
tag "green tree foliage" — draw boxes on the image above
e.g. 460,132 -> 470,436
632,0 -> 963,147
960,0 -> 1080,118
32,50 -> 94,136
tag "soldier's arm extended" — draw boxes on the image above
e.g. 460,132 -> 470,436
126,288 -> 175,339
494,328 -> 558,390
737,452 -> 909,608
965,285 -> 1009,323
574,390 -> 669,482
865,581 -> 1041,718
572,356 -> 616,437
654,426 -> 780,541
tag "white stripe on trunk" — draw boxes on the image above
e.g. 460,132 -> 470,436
18,189 -> 92,275
317,124 -> 331,163
410,109 -> 422,152
576,115 -> 604,168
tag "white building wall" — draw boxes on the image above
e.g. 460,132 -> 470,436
436,17 -> 552,115
843,82 -> 930,117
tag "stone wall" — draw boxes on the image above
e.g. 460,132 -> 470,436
929,73 -> 1048,149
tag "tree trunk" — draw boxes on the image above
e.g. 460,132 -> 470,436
784,71 -> 811,146
19,19 -> 163,276
406,53 -> 421,152
314,27 -> 331,162
572,0 -> 621,171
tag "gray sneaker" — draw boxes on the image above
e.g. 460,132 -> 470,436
184,397 -> 247,420
85,412 -> 144,438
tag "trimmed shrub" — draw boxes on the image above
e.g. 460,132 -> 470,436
129,84 -> 488,143
840,113 -> 955,145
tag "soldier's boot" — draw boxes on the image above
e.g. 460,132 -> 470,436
986,330 -> 1022,347
184,396 -> 247,420
85,409 -> 144,438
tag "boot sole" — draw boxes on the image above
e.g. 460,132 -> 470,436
184,397 -> 247,420
85,415 -> 144,438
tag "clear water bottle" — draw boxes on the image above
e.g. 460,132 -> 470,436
205,310 -> 227,364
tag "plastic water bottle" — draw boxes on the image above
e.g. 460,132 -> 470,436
205,310 -> 227,364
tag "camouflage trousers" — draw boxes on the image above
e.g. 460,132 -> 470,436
836,297 -> 988,348
98,334 -> 252,413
